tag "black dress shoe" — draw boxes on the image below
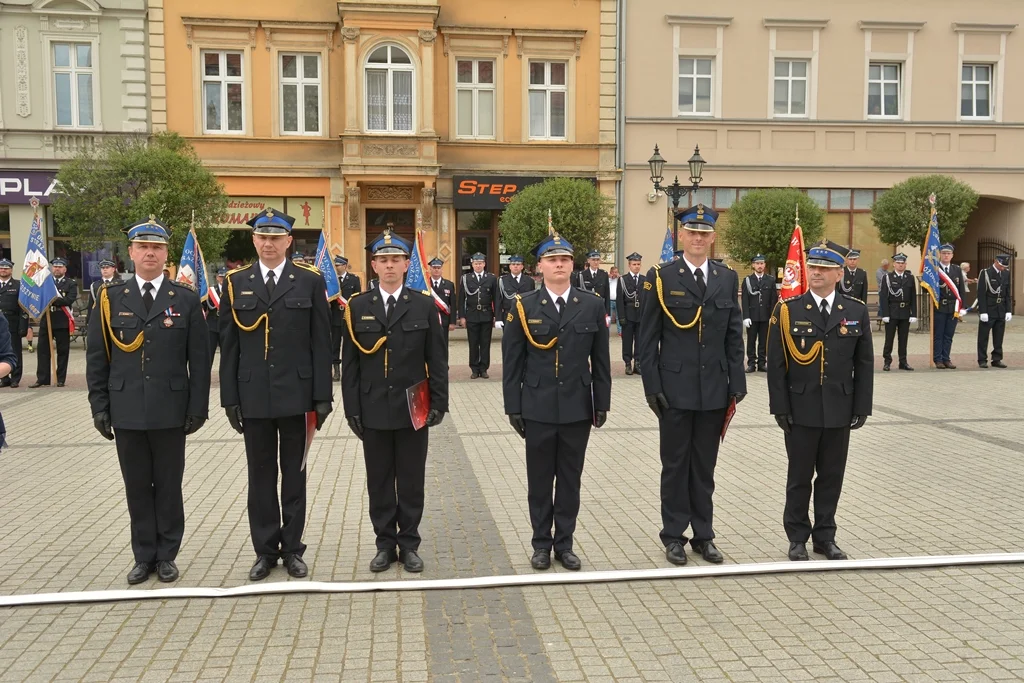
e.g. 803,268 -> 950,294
249,556 -> 276,581
56,381 -> 65,387
757,365 -> 767,373
554,550 -> 581,571
157,560 -> 179,583
530,549 -> 551,570
127,561 -> 155,585
0,379 -> 9,388
692,540 -> 724,564
898,364 -> 914,371
665,542 -> 688,566
882,363 -> 890,371
283,554 -> 308,578
8,382 -> 18,388
812,541 -> 848,560
625,364 -> 634,375
470,372 -> 480,379
933,361 -> 947,369
979,361 -> 989,368
480,371 -> 489,379
28,382 -> 48,388
993,360 -> 1008,368
788,542 -> 808,561
745,366 -> 756,374
369,549 -> 398,573
399,549 -> 424,573
945,362 -> 957,369
633,363 -> 641,376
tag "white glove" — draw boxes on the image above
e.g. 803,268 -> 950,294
1006,313 -> 1012,323
882,317 -> 890,323
494,320 -> 504,330
743,318 -> 752,329
605,315 -> 611,328
958,309 -> 968,318
909,317 -> 917,324
980,313 -> 989,323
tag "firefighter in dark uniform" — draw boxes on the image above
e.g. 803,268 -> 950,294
879,252 -> 917,371
741,254 -> 778,373
837,249 -> 869,303
616,252 -> 645,375
458,252 -> 498,378
86,218 -> 211,584
576,250 -> 611,318
767,240 -> 873,561
977,253 -> 1013,368
220,209 -> 333,581
331,255 -> 362,381
497,255 -> 536,323
205,267 -> 226,369
0,258 -> 28,388
502,227 -> 611,571
428,257 -> 457,345
87,259 -> 123,317
342,229 -> 448,573
31,256 -> 78,388
638,204 -> 746,566
933,244 -> 966,369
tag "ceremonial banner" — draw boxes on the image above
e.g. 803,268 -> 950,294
920,193 -> 963,315
780,223 -> 808,299
18,207 -> 59,321
314,232 -> 341,304
176,224 -> 211,304
660,226 -> 675,263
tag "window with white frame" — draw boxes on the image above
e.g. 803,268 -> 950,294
678,57 -> 713,115
52,42 -> 95,128
365,44 -> 414,133
961,64 -> 992,119
455,59 -> 495,138
528,61 -> 567,139
202,50 -> 244,133
280,53 -> 322,135
773,59 -> 808,117
867,62 -> 901,118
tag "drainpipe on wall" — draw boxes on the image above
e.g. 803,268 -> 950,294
614,0 -> 626,269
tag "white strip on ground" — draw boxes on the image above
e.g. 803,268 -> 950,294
2,552 -> 1023,608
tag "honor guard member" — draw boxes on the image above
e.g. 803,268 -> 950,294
497,255 -> 535,323
638,204 -> 746,566
87,259 -> 123,317
86,217 -> 211,584
837,249 -> 869,303
767,240 -> 873,561
428,258 -> 457,344
220,209 -> 334,581
879,253 -> 917,371
458,253 -> 498,378
741,254 -> 778,373
291,252 -> 305,263
577,250 -> 611,319
330,256 -> 362,381
616,252 -> 645,375
502,227 -> 611,571
933,245 -> 967,369
31,256 -> 78,388
977,253 -> 1013,368
206,267 -> 227,369
0,258 -> 28,388
342,229 -> 448,573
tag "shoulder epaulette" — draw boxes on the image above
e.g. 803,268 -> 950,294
841,294 -> 866,305
711,259 -> 733,270
169,279 -> 195,290
782,294 -> 802,303
592,290 -> 601,297
415,289 -> 432,297
225,264 -> 251,278
294,262 -> 321,275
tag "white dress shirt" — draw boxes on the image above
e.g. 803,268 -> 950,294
258,260 -> 285,285
135,272 -> 165,294
545,286 -> 571,312
809,290 -> 836,316
681,256 -> 709,280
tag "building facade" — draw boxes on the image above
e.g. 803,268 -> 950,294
622,0 -> 1022,307
0,0 -> 149,278
154,0 -> 618,281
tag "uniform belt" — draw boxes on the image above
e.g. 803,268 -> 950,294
940,299 -> 948,305
476,304 -> 482,310
996,297 -> 1002,303
899,302 -> 906,307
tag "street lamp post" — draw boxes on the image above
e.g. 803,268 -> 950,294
649,144 -> 706,248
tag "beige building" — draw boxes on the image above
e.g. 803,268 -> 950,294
622,0 -> 1022,307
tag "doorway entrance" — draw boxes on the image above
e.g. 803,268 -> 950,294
458,234 -> 492,281
365,209 -> 415,282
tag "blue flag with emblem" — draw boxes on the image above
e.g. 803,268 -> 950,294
18,208 -> 59,321
404,228 -> 431,296
314,231 -> 341,303
919,193 -> 961,313
176,226 -> 210,303
660,226 -> 674,263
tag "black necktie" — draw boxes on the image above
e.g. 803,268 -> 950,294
266,270 -> 276,296
142,282 -> 155,312
555,296 -> 565,319
386,295 -> 396,323
694,268 -> 706,297
633,274 -> 638,287
820,298 -> 829,323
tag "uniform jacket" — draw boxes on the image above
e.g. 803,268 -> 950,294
576,268 -> 611,315
767,292 -> 874,428
977,265 -> 1012,318
616,271 -> 646,324
879,270 -> 917,320
41,276 -> 78,330
0,315 -> 16,368
330,273 -> 362,327
936,263 -> 966,314
341,287 -> 448,430
837,267 -> 869,303
0,279 -> 28,337
741,272 -> 778,322
638,259 -> 746,411
86,278 -> 210,430
430,277 -> 457,327
502,287 -> 611,424
220,261 -> 333,419
497,273 -> 536,319
458,271 -> 498,323
88,276 -> 124,315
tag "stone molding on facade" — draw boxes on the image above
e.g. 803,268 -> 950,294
346,186 -> 362,230
14,25 -> 31,119
365,185 -> 416,202
363,143 -> 420,157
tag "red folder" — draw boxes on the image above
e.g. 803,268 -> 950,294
720,397 -> 737,443
407,379 -> 431,431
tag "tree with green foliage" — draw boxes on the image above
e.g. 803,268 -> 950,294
51,132 -> 229,264
498,178 -> 617,265
871,175 -> 979,247
720,188 -> 825,272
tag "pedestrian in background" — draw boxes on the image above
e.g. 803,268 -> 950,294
608,266 -> 620,335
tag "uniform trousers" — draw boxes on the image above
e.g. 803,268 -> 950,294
932,311 -> 958,364
331,324 -> 344,365
978,318 -> 1006,362
466,321 -> 492,372
208,329 -> 219,370
659,407 -> 726,547
3,317 -> 23,384
621,320 -> 640,366
524,419 -> 591,552
362,426 -> 428,551
882,319 -> 910,364
783,425 -> 850,544
243,415 -> 307,559
36,325 -> 69,384
745,321 -> 769,368
114,427 -> 186,563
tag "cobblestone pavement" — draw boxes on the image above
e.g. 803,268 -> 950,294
0,324 -> 1023,681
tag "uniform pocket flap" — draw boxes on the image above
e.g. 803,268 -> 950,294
232,298 -> 257,311
170,377 -> 187,390
354,321 -> 383,333
525,373 -> 541,388
574,322 -> 599,333
843,381 -> 855,395
789,325 -> 817,336
665,297 -> 694,308
237,369 -> 251,382
108,376 -> 124,390
660,359 -> 681,372
715,299 -> 735,309
788,382 -> 806,394
112,317 -> 139,328
401,319 -> 427,331
285,298 -> 312,309
528,325 -> 550,336
580,371 -> 592,386
361,379 -> 372,393
297,366 -> 313,379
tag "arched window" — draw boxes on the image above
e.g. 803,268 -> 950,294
365,44 -> 414,132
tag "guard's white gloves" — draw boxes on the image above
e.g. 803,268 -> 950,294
909,317 -> 918,324
1006,313 -> 1012,323
605,315 -> 611,328
494,320 -> 504,330
882,317 -> 890,323
743,318 -> 752,329
980,313 -> 989,323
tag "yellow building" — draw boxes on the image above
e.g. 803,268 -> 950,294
151,0 -> 618,281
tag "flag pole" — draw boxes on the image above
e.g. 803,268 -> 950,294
926,195 -> 935,368
30,198 -> 59,383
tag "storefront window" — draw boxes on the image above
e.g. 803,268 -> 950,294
456,211 -> 492,232
853,213 -> 889,290
0,206 -> 10,260
49,212 -> 83,284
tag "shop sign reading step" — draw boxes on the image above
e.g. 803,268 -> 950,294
453,176 -> 594,211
